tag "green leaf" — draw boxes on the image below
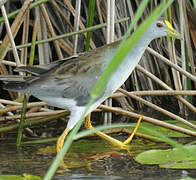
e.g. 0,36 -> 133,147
85,0 -> 96,51
135,145 -> 196,169
178,178 -> 196,180
136,120 -> 196,138
161,160 -> 196,169
0,174 -> 42,180
0,175 -> 23,180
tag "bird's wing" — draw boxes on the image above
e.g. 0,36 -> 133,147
13,40 -> 119,77
0,75 -> 34,82
51,40 -> 120,106
1,40 -> 120,104
14,55 -> 79,76
53,53 -> 107,106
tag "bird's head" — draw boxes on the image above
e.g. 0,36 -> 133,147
146,19 -> 182,40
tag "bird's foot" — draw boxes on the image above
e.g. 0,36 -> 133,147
84,113 -> 143,151
57,128 -> 70,153
106,115 -> 143,150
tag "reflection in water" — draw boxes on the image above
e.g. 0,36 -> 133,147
0,138 -> 195,180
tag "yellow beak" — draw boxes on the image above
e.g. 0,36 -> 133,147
165,20 -> 182,40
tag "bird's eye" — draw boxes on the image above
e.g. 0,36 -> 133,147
156,23 -> 163,28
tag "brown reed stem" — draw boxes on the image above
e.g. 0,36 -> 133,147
118,88 -> 196,129
99,105 -> 196,137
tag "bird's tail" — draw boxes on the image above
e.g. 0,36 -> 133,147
3,82 -> 28,92
0,75 -> 30,92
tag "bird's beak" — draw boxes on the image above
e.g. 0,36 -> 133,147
165,20 -> 182,40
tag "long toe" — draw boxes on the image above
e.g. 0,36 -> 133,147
84,114 -> 131,150
57,128 -> 70,153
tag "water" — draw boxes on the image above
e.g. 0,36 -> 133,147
0,137 -> 195,179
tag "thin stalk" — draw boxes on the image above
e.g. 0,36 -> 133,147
73,0 -> 81,54
185,43 -> 192,104
85,0 -> 95,51
136,65 -> 196,113
0,110 -> 67,121
40,3 -> 63,59
166,8 -> 184,114
11,17 -> 130,51
0,0 -> 33,63
0,0 -> 49,23
63,0 -> 96,49
29,16 -> 38,66
0,101 -> 47,115
106,0 -> 115,44
111,90 -> 196,97
20,10 -> 29,65
119,88 -> 196,129
146,47 -> 196,82
1,4 -> 21,67
99,105 -> 196,137
22,137 -> 57,145
104,0 -> 116,126
0,111 -> 68,133
16,95 -> 27,147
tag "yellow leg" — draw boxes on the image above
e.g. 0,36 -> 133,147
84,113 -> 143,149
57,128 -> 70,153
57,114 -> 143,153
123,116 -> 143,145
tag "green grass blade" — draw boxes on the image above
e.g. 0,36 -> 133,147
120,0 -> 149,44
185,43 -> 193,104
90,0 -> 174,99
43,99 -> 93,180
193,0 -> 196,8
16,95 -> 27,147
85,0 -> 96,51
44,1 -> 175,179
29,18 -> 38,66
12,17 -> 130,51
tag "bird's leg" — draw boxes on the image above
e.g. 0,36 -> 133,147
84,114 -> 129,150
123,116 -> 143,145
57,128 -> 70,153
56,115 -> 143,153
84,113 -> 93,130
84,114 -> 143,149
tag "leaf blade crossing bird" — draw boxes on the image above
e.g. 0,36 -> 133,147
0,19 -> 181,153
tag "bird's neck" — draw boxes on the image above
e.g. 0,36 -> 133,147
106,33 -> 153,67
104,34 -> 153,95
119,34 -> 153,72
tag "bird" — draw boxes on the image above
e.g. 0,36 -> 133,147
0,19 -> 181,153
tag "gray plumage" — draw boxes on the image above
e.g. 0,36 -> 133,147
0,19 -> 181,130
